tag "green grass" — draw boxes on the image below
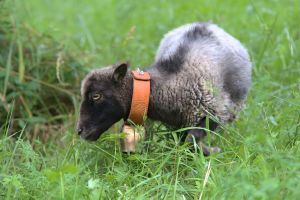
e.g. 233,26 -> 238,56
1,0 -> 300,199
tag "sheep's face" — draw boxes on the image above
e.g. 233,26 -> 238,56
77,63 -> 129,141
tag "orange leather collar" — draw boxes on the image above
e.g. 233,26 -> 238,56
127,69 -> 151,125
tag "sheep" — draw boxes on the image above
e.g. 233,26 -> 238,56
77,22 -> 252,155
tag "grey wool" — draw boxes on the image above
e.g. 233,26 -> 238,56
148,22 -> 252,127
77,22 -> 252,147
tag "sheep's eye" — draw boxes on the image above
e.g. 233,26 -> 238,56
92,93 -> 102,101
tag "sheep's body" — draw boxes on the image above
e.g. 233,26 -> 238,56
77,22 -> 252,148
147,22 -> 251,127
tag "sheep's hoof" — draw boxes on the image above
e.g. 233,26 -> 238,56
185,134 -> 221,156
199,142 -> 221,156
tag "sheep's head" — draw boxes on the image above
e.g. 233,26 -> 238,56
77,62 -> 131,141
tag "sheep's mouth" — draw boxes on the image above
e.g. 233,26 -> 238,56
80,132 -> 100,141
78,116 -> 118,141
79,124 -> 111,141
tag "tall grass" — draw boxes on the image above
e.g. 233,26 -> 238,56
1,0 -> 300,199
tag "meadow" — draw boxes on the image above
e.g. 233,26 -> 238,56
0,0 -> 299,199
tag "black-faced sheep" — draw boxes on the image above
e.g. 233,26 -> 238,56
77,22 -> 252,155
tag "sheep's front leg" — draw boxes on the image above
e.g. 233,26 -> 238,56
185,118 -> 221,156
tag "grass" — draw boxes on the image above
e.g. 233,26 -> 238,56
0,0 -> 300,199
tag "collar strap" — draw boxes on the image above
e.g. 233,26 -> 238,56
127,69 -> 151,125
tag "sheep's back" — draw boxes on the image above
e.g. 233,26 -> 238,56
152,22 -> 252,124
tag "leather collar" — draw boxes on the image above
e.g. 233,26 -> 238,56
127,69 -> 151,125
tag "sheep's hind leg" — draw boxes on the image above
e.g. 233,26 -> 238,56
185,118 -> 221,156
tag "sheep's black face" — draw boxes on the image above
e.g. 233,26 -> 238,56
78,90 -> 123,141
77,63 -> 129,141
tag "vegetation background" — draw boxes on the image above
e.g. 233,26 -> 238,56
0,0 -> 299,199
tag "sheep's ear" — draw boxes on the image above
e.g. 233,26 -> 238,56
113,62 -> 128,82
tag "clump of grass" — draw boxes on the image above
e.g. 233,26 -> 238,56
0,1 -> 85,143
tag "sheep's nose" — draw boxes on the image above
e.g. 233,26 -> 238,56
77,128 -> 83,135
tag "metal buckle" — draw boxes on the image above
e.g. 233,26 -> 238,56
137,68 -> 144,75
